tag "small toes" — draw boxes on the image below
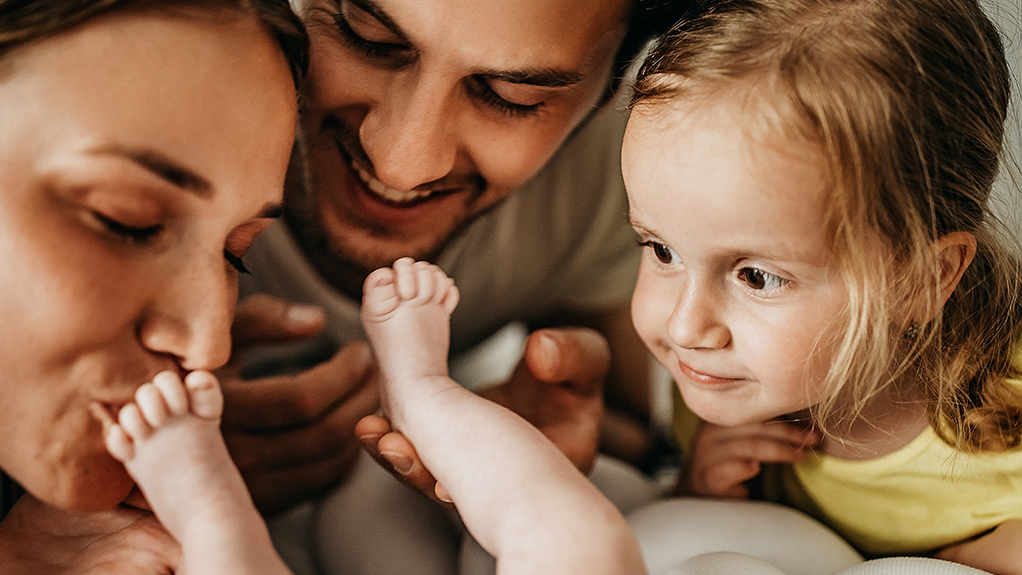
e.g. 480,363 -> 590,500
184,371 -> 224,421
392,257 -> 419,300
152,371 -> 189,416
133,383 -> 170,429
117,403 -> 152,443
104,425 -> 136,463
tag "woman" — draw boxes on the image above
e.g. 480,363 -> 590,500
0,0 -> 306,571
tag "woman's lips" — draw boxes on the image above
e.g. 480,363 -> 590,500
677,359 -> 741,385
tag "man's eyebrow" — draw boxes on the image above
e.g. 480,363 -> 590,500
96,145 -> 212,196
478,68 -> 586,88
343,0 -> 411,44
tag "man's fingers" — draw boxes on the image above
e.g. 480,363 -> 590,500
355,417 -> 453,506
221,341 -> 376,429
231,294 -> 326,349
522,327 -> 610,396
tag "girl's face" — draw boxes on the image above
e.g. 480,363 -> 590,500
623,97 -> 849,427
0,11 -> 297,511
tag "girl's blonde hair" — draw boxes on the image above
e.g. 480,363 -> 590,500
633,0 -> 1022,451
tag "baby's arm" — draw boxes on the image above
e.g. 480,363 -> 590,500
682,419 -> 819,497
935,519 -> 1022,575
361,259 -> 645,575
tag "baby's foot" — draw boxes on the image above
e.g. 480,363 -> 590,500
361,257 -> 460,385
104,370 -> 240,541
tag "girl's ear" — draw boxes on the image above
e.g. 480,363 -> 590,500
936,231 -> 977,306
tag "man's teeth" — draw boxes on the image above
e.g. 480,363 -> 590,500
356,166 -> 434,203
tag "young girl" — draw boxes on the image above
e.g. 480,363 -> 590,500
621,0 -> 1022,573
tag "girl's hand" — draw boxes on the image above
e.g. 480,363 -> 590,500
935,519 -> 1022,575
680,419 -> 820,498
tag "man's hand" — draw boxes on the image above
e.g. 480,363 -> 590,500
357,326 -> 608,501
0,494 -> 180,574
680,419 -> 820,498
220,295 -> 380,516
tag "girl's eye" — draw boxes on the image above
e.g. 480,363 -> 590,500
93,211 -> 162,244
737,267 -> 789,291
465,76 -> 544,118
223,250 -> 251,275
640,240 -> 678,265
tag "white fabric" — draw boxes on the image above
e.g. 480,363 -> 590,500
628,498 -> 862,575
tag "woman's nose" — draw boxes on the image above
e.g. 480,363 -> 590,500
358,72 -> 458,191
667,283 -> 731,350
137,254 -> 234,371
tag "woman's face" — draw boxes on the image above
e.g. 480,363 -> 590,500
0,10 -> 297,511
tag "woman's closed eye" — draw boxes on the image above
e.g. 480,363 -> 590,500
737,267 -> 789,292
92,211 -> 162,244
223,250 -> 250,275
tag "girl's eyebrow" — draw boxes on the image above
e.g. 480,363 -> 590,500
628,212 -> 655,235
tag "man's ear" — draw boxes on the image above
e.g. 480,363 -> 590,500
936,231 -> 977,307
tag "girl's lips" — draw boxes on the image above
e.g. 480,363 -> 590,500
677,359 -> 741,385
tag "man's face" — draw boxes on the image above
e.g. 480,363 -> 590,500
288,0 -> 630,288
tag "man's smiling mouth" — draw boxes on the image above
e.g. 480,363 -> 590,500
353,163 -> 447,205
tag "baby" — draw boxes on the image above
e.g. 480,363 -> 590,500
104,257 -> 645,575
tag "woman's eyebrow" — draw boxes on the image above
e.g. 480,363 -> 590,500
94,145 -> 211,195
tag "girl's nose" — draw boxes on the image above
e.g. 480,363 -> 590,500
667,283 -> 731,350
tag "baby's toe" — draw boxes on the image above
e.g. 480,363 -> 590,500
152,371 -> 189,417
134,383 -> 170,429
184,371 -> 224,421
117,403 -> 153,443
104,425 -> 136,463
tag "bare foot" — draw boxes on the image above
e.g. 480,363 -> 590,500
104,371 -> 243,543
361,257 -> 460,385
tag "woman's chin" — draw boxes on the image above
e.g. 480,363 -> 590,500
40,464 -> 136,513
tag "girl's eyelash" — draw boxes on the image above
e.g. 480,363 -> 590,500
465,76 -> 544,118
94,211 -> 161,244
736,267 -> 789,292
224,250 -> 251,275
637,239 -> 677,265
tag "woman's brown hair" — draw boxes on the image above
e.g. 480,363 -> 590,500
0,0 -> 308,90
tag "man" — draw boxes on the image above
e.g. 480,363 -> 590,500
221,0 -> 691,572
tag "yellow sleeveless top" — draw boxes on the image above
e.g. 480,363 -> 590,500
672,351 -> 1022,557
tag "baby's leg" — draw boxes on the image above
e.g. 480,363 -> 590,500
361,257 -> 459,386
105,370 -> 288,574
